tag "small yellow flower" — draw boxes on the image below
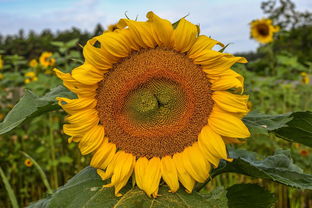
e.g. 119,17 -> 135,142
24,72 -> 38,84
39,52 -> 55,68
24,159 -> 33,167
300,72 -> 310,84
0,113 -> 4,120
29,59 -> 38,68
250,18 -> 279,44
300,149 -> 309,157
0,73 -> 3,80
0,55 -> 3,70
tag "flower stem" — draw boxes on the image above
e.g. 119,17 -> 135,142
49,113 -> 58,189
21,151 -> 53,194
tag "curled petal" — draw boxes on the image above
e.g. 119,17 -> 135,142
173,18 -> 198,52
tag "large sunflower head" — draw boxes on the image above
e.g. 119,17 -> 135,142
250,18 -> 279,44
55,12 -> 250,197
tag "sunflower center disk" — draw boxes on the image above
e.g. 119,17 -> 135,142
96,48 -> 214,158
258,24 -> 269,36
125,79 -> 185,126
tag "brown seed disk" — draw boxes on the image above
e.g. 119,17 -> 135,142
96,48 -> 214,158
257,24 -> 269,36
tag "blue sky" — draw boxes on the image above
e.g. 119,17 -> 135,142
0,0 -> 311,53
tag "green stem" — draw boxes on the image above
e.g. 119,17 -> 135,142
0,167 -> 19,208
21,152 -> 53,194
49,113 -> 58,189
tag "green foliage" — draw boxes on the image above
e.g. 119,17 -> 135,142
0,86 -> 74,135
244,111 -> 312,147
213,149 -> 312,190
28,167 -> 229,208
0,167 -> 19,208
226,184 -> 276,208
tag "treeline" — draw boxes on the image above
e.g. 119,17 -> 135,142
0,24 -> 105,60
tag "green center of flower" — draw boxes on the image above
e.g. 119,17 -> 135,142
124,79 -> 184,125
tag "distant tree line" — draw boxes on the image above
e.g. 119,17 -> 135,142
0,24 -> 105,60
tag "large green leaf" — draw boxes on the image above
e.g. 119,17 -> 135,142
0,85 -> 75,135
28,166 -> 228,208
212,149 -> 312,190
243,112 -> 292,135
243,111 -> 312,147
226,184 -> 275,208
274,112 -> 312,147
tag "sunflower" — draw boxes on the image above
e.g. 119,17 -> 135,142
39,52 -> 55,68
24,71 -> 38,84
55,12 -> 250,197
24,159 -> 33,167
300,72 -> 310,84
0,55 -> 3,70
29,59 -> 38,68
250,18 -> 279,44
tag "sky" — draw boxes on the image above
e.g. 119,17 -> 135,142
0,0 -> 311,53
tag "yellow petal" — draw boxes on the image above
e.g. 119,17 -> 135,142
104,151 -> 135,196
210,69 -> 244,93
202,54 -> 247,75
142,157 -> 161,197
56,97 -> 96,115
173,153 -> 195,193
63,109 -> 99,137
173,18 -> 198,52
114,28 -> 141,51
146,11 -> 174,47
83,38 -> 113,70
198,125 -> 227,161
182,144 -> 210,183
118,19 -> 156,48
95,32 -> 131,58
71,63 -> 105,85
188,35 -> 224,59
198,137 -> 220,167
161,156 -> 179,192
91,139 -> 116,169
98,151 -> 122,180
65,108 -> 98,124
208,105 -> 250,138
54,68 -> 97,98
135,157 -> 149,190
212,91 -> 249,113
79,125 -> 104,155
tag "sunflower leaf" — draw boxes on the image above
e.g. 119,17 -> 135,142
28,166 -> 229,208
0,85 -> 75,135
212,149 -> 312,190
243,111 -> 312,147
226,184 -> 276,208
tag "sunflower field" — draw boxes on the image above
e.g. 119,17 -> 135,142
0,0 -> 311,208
